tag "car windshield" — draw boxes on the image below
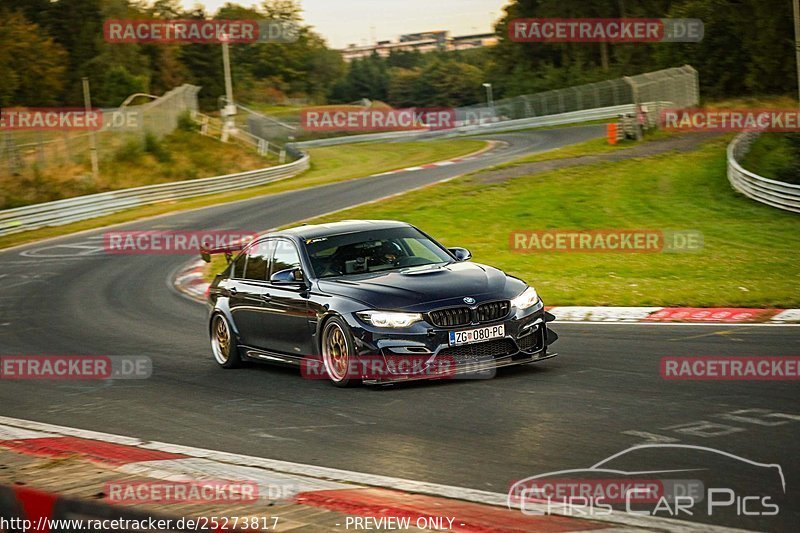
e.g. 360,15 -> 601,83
305,227 -> 453,278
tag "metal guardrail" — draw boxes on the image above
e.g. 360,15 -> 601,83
727,132 -> 800,214
0,153 -> 310,237
457,103 -> 660,135
290,127 -> 449,148
290,102 -> 669,149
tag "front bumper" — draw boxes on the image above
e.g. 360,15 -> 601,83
348,302 -> 558,384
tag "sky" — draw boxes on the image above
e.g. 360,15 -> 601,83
178,0 -> 511,48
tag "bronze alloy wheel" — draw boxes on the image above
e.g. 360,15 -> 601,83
322,318 -> 357,386
211,314 -> 241,368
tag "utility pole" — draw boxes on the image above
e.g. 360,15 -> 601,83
482,82 -> 494,116
794,0 -> 800,104
221,35 -> 237,140
82,77 -> 99,182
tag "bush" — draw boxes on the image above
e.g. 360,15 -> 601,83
742,133 -> 800,185
177,111 -> 198,132
114,138 -> 143,163
143,132 -> 172,162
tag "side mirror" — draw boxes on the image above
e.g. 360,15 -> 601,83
271,267 -> 306,285
448,247 -> 472,262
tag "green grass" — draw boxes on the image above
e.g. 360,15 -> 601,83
488,129 -> 675,170
300,138 -> 486,188
298,138 -> 800,307
0,138 -> 486,250
204,254 -> 231,282
740,133 -> 800,185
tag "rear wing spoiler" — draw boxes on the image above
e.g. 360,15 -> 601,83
200,239 -> 248,263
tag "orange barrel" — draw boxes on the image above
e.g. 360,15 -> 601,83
607,123 -> 618,145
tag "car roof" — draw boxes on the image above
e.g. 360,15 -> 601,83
272,220 -> 414,241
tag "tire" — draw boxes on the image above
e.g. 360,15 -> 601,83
321,316 -> 359,387
211,313 -> 243,369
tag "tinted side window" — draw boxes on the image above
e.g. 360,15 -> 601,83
271,240 -> 301,277
244,241 -> 272,281
232,251 -> 248,279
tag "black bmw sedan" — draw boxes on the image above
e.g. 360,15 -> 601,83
204,220 -> 557,386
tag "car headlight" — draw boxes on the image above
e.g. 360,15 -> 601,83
511,287 -> 539,310
356,310 -> 423,328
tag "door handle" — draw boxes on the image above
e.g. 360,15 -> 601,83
229,287 -> 237,296
261,293 -> 272,301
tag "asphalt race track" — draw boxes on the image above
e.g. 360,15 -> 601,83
1,125 -> 798,531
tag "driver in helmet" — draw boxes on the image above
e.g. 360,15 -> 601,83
374,241 -> 404,265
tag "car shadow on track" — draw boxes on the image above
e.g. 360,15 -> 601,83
214,356 -> 559,393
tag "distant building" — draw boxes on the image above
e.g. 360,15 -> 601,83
340,30 -> 497,62
451,33 -> 498,51
400,30 -> 448,47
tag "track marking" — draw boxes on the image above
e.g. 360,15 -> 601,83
0,416 -> 752,532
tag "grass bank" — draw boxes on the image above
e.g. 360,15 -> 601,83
297,138 -> 800,307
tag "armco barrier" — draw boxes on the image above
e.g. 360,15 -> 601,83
458,102 -> 664,135
0,484 -> 224,532
0,153 -> 309,238
290,102 -> 672,149
727,132 -> 800,214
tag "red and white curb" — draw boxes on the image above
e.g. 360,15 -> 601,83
371,157 -> 477,177
545,307 -> 800,324
174,260 -> 799,325
174,260 -> 209,301
0,416 -> 747,532
369,140 -> 498,178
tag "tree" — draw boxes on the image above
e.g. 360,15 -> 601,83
387,68 -> 422,107
414,60 -> 484,106
0,9 -> 67,106
95,65 -> 149,107
44,0 -> 104,104
330,54 -> 390,103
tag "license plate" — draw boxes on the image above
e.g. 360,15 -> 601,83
449,325 -> 505,346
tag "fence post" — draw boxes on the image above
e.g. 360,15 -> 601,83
623,76 -> 639,109
573,86 -> 583,111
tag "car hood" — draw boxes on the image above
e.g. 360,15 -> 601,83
316,261 -> 526,311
